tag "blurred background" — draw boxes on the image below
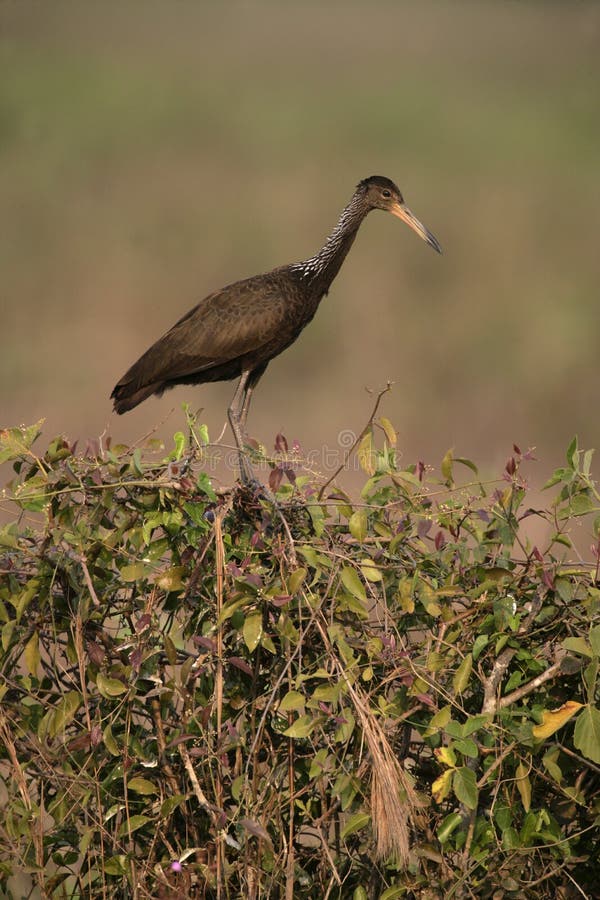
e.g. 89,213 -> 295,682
1,0 -> 599,491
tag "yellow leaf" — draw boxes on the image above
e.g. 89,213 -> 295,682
358,430 -> 375,476
441,448 -> 454,484
379,416 -> 397,446
360,559 -> 382,582
432,768 -> 453,803
397,577 -> 414,613
435,746 -> 456,768
349,510 -> 368,541
155,566 -> 186,592
532,701 -> 584,740
515,761 -> 531,812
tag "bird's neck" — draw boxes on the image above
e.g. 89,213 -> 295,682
291,193 -> 368,294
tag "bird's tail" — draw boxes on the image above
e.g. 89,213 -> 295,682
111,381 -> 161,414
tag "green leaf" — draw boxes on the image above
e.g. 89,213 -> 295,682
515,761 -> 531,812
379,888 -> 404,900
462,714 -> 491,736
336,592 -> 369,619
160,794 -> 187,818
103,856 -> 128,876
472,634 -> 489,661
349,510 -> 368,541
455,456 -> 479,475
312,683 -> 342,703
453,766 -> 478,809
103,725 -> 120,756
308,749 -> 329,780
120,563 -> 146,582
341,566 -> 366,602
441,448 -> 454,484
48,691 -> 82,739
566,435 -> 578,469
341,811 -> 370,840
172,431 -> 186,460
542,749 -> 562,784
589,625 -> 600,657
453,738 -> 478,759
0,420 -> 44,463
502,827 -> 521,850
164,634 -> 178,666
287,567 -> 307,595
117,815 -> 152,836
279,690 -> 305,712
562,637 -> 592,657
283,715 -> 316,739
334,708 -> 355,743
437,811 -> 462,843
573,705 -> 600,764
243,612 -> 263,652
569,493 -> 595,516
24,631 -> 41,678
424,705 -> 451,738
196,471 -> 216,499
96,673 -> 128,698
452,654 -> 472,694
127,777 -> 157,795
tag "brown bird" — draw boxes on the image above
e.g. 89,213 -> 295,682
111,176 -> 441,483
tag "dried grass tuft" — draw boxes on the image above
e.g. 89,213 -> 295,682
349,684 -> 424,867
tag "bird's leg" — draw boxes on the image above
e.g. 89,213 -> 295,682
230,369 -> 297,565
228,371 -> 257,485
239,382 -> 254,433
239,366 -> 266,432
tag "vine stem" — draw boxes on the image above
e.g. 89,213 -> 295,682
317,383 -> 392,500
214,511 -> 226,899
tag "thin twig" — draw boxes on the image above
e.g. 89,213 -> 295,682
497,660 -> 563,710
318,383 -> 393,500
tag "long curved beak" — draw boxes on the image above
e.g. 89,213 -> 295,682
390,201 -> 442,254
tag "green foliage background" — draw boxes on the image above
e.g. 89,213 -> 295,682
1,418 -> 599,898
1,1 -> 600,481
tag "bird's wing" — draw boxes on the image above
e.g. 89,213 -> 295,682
114,274 -> 290,388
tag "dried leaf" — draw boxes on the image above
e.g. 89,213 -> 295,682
532,701 -> 583,740
430,767 -> 452,805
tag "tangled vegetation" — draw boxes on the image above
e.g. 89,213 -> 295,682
1,409 -> 599,899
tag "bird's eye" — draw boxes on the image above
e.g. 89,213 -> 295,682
381,189 -> 392,199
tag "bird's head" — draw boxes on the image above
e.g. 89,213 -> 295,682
358,175 -> 442,254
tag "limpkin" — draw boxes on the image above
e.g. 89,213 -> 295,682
111,176 -> 441,483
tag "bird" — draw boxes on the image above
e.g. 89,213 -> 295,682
111,176 -> 441,484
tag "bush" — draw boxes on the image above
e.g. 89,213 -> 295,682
1,413 -> 599,898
